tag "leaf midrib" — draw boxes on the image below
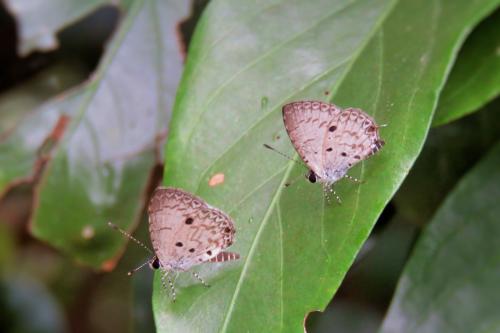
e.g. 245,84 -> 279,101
219,160 -> 295,332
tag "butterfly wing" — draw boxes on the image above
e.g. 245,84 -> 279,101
282,101 -> 342,178
148,187 -> 236,271
321,108 -> 384,182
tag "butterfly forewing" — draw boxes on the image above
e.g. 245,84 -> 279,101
148,187 -> 236,271
283,101 -> 342,178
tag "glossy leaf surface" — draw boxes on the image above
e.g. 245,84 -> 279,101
380,141 -> 500,333
433,10 -> 500,126
394,97 -> 500,225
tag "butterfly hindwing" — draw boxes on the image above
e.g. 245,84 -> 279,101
322,108 -> 384,181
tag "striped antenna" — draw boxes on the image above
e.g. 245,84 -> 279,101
107,222 -> 153,255
263,144 -> 304,167
127,260 -> 151,276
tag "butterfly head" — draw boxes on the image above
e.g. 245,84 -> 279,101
307,170 -> 317,183
307,168 -> 346,185
149,256 -> 160,270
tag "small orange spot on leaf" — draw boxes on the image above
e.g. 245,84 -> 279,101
208,173 -> 225,187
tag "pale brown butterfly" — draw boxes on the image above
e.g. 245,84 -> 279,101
109,187 -> 239,301
266,101 -> 384,203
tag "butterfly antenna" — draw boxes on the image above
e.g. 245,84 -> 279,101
262,144 -> 303,166
127,259 -> 152,276
107,222 -> 153,255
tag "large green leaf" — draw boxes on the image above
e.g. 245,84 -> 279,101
29,0 -> 188,269
308,215 -> 417,332
433,9 -> 500,127
155,0 -> 499,332
380,141 -> 500,333
4,0 -> 113,55
394,97 -> 500,225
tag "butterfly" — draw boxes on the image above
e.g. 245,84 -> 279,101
282,100 -> 385,202
109,187 -> 239,301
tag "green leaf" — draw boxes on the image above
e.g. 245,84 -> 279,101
29,0 -> 188,269
4,0 -> 114,55
433,10 -> 500,127
394,97 -> 500,225
308,216 -> 417,332
155,0 -> 499,332
308,300 -> 382,333
380,141 -> 500,333
336,214 -> 418,305
0,276 -> 67,333
0,90 -> 83,198
0,61 -> 88,135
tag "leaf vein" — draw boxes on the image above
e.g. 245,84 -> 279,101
186,0 -> 363,160
219,162 -> 295,332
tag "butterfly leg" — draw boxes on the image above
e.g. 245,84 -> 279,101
161,271 -> 176,302
324,184 -> 342,205
332,189 -> 342,204
191,271 -> 210,288
344,174 -> 364,184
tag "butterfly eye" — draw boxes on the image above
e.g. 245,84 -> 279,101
307,171 -> 317,183
150,257 -> 160,270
